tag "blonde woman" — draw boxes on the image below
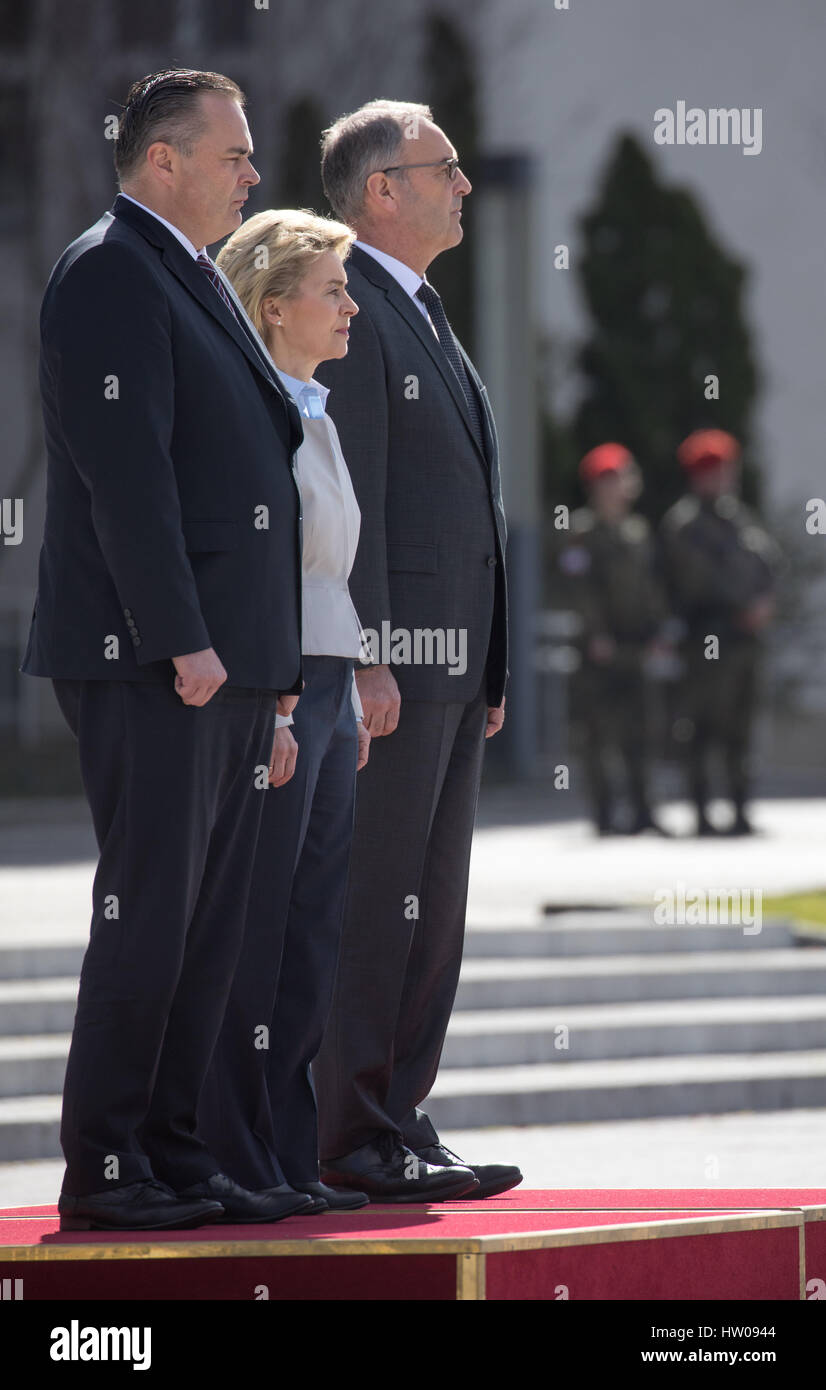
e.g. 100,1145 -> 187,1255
197,210 -> 370,1212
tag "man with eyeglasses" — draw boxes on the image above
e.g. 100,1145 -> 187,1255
313,101 -> 521,1203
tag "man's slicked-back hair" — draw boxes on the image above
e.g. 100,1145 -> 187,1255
320,99 -> 433,224
114,68 -> 245,185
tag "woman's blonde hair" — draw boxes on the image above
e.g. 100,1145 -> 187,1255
216,208 -> 356,337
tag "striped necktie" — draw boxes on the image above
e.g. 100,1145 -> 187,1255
196,251 -> 238,320
416,280 -> 484,452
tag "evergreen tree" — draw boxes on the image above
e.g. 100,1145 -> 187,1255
279,95 -> 326,212
424,12 -> 479,353
570,132 -> 761,519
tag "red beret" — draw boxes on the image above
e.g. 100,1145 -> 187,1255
579,442 -> 633,484
677,430 -> 740,471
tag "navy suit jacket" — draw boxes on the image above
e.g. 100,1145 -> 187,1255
316,245 -> 507,705
22,194 -> 304,692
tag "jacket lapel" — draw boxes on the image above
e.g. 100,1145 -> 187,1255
351,246 -> 491,473
112,195 -> 303,449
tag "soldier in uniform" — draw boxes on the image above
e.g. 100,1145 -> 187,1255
658,430 -> 780,835
557,443 -> 670,835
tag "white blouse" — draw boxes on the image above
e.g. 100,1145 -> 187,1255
275,370 -> 364,724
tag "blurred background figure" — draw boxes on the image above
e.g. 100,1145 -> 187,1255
556,443 -> 669,836
658,430 -> 782,836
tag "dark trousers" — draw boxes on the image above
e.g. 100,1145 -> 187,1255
53,678 -> 278,1196
574,655 -> 651,827
681,634 -> 759,813
313,682 -> 489,1161
197,656 -> 357,1187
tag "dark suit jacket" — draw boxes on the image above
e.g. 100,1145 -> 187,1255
22,194 -> 304,692
315,245 -> 507,705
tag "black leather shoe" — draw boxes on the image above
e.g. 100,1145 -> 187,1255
293,1180 -> 370,1212
58,1179 -> 224,1231
414,1144 -> 523,1199
261,1180 -> 327,1214
321,1133 -> 479,1203
174,1172 -> 314,1224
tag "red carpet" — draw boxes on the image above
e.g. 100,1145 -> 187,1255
2,1189 -> 823,1299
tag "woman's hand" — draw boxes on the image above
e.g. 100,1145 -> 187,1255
269,725 -> 298,786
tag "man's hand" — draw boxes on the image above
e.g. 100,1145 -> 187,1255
277,693 -> 300,718
269,725 -> 298,786
355,664 -> 401,737
356,720 -> 371,771
172,647 -> 227,706
486,697 -> 505,738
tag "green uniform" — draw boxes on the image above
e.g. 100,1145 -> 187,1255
658,492 -> 780,827
556,507 -> 667,832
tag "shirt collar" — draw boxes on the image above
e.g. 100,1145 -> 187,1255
118,193 -> 203,259
274,367 -> 330,416
354,240 -> 424,301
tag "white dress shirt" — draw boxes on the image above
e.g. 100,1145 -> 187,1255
354,240 -> 438,336
274,368 -> 365,726
118,193 -> 204,258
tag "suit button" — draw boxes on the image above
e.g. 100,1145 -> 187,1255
132,636 -> 142,647
123,608 -> 132,617
487,556 -> 497,567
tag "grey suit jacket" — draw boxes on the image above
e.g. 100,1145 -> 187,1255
315,245 -> 507,705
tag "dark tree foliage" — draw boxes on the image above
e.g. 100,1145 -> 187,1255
568,132 -> 761,520
424,11 -> 479,354
278,95 -> 326,212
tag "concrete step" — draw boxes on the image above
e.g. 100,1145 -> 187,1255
443,997 -> 826,1067
463,914 -> 796,958
0,1035 -> 70,1097
6,996 -> 826,1097
0,1094 -> 61,1162
455,949 -> 826,1010
425,1050 -> 826,1128
0,980 -> 77,1035
0,944 -> 84,981
2,948 -> 825,1033
0,915 -> 804,981
14,1046 -> 826,1164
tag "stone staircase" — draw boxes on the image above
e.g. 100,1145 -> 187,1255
425,910 -> 826,1128
2,911 -> 826,1160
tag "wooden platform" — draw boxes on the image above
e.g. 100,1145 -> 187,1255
2,1189 -> 824,1300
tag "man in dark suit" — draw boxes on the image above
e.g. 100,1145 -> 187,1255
313,101 -> 522,1200
22,68 -> 314,1230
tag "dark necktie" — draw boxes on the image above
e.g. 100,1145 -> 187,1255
196,251 -> 238,320
415,280 -> 485,452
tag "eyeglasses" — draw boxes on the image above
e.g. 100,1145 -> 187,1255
381,157 -> 461,181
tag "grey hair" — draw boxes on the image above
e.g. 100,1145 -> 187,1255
320,99 -> 434,223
